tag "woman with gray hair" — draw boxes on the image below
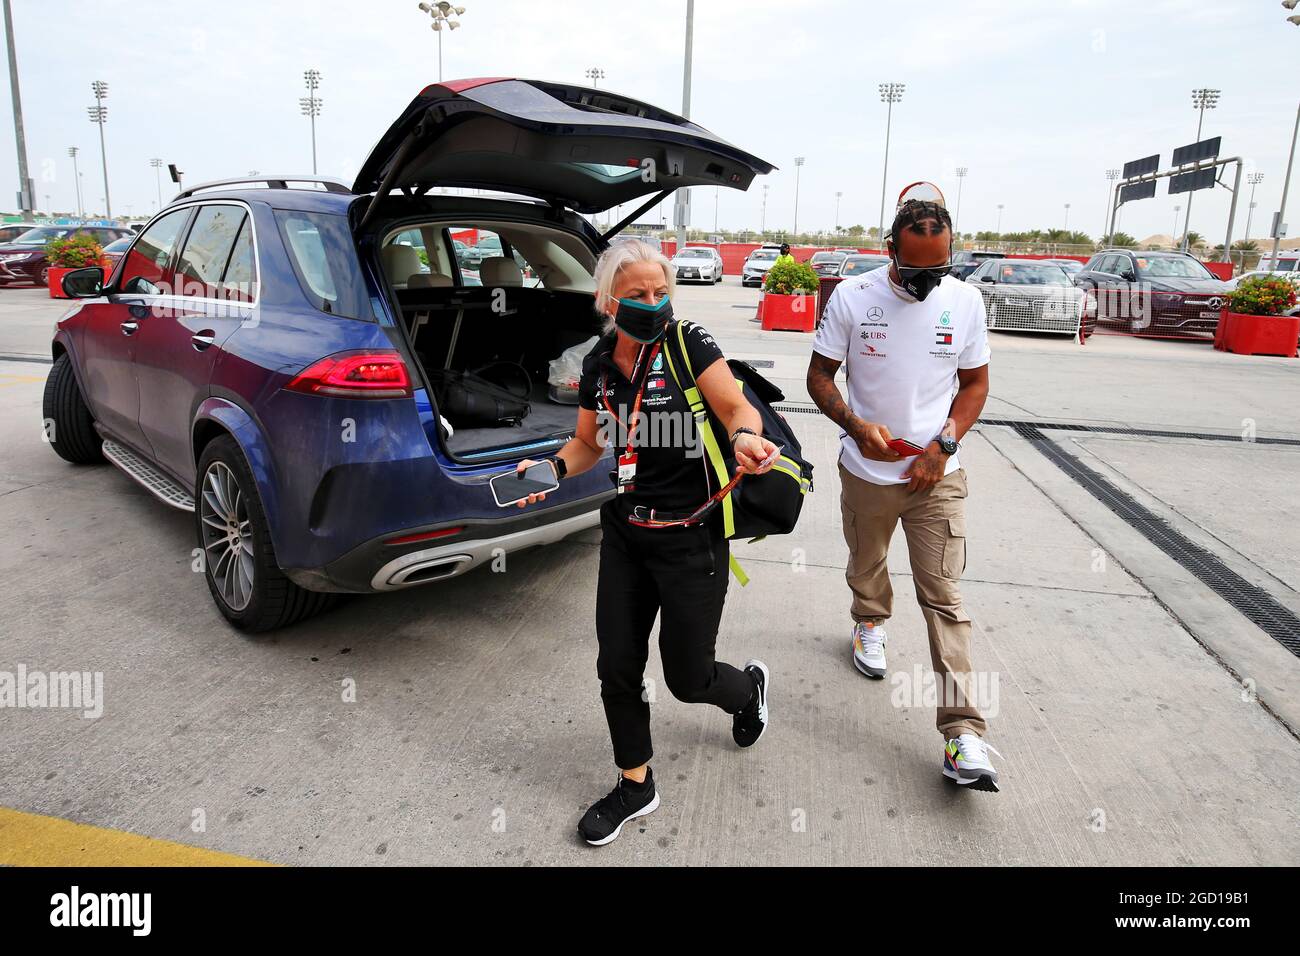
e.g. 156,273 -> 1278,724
515,238 -> 779,845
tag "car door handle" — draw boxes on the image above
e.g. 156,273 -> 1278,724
191,330 -> 216,351
120,321 -> 138,336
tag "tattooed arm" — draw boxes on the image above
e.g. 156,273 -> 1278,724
806,352 -> 902,463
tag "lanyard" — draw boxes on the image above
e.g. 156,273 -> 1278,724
599,341 -> 661,456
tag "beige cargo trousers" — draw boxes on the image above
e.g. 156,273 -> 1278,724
838,460 -> 986,739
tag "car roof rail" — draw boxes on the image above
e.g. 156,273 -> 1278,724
173,176 -> 353,201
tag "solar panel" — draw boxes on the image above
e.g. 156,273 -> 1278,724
1171,136 -> 1221,167
1119,180 -> 1158,203
1168,167 -> 1217,195
1122,154 -> 1160,179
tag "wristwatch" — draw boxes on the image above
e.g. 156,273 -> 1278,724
936,436 -> 960,456
730,427 -> 758,445
552,456 -> 568,479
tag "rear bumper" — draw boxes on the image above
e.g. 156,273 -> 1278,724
285,488 -> 611,593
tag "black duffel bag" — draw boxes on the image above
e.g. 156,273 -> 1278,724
427,361 -> 532,428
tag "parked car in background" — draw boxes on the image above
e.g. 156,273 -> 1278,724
0,224 -> 133,286
1074,249 -> 1228,337
808,250 -> 848,277
837,253 -> 890,277
611,233 -> 664,255
949,249 -> 1006,281
967,259 -> 1092,335
1041,257 -> 1084,277
671,245 -> 723,283
457,233 -> 504,271
0,223 -> 32,244
742,247 -> 780,287
40,77 -> 772,632
100,236 -> 133,272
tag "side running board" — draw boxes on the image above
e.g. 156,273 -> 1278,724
102,439 -> 195,512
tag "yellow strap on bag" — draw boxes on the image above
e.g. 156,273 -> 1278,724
662,321 -> 749,585
662,321 -> 736,539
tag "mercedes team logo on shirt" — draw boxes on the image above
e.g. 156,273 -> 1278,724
866,306 -> 884,321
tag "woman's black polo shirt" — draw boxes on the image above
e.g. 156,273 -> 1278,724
579,320 -> 726,511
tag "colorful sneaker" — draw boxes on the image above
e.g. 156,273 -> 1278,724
732,659 -> 770,748
577,770 -> 660,846
851,622 -> 887,678
943,734 -> 1002,792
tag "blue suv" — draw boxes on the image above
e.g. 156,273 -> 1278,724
42,77 -> 773,631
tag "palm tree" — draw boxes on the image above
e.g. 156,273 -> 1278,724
1109,232 -> 1138,248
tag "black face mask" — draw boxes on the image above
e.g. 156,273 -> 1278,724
613,295 -> 673,343
892,258 -> 951,302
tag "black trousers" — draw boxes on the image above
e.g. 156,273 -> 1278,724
595,499 -> 754,769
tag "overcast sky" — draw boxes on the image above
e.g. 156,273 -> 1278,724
3,0 -> 1297,242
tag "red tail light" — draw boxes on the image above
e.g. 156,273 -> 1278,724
285,351 -> 412,399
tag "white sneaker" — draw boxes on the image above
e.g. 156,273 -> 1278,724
943,733 -> 1002,792
851,622 -> 887,678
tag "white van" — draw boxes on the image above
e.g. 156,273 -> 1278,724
1256,252 -> 1300,274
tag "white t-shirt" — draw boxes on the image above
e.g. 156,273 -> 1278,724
812,266 -> 990,486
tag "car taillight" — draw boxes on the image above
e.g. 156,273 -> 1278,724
284,350 -> 413,399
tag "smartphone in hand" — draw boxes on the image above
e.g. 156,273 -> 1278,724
490,460 -> 559,507
886,438 -> 926,457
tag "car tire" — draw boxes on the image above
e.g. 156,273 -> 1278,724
196,435 -> 335,633
41,353 -> 105,465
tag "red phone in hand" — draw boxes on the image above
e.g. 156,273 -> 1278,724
887,438 -> 925,457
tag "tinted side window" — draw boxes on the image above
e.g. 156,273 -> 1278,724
274,210 -> 372,321
121,209 -> 191,294
177,205 -> 245,297
221,217 -> 258,303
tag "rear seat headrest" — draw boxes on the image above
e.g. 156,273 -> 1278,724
382,244 -> 425,284
408,272 -> 452,288
480,256 -> 523,286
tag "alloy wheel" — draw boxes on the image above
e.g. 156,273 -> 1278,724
199,461 -> 255,611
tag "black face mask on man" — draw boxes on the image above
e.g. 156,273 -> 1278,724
612,295 -> 673,343
891,257 -> 951,302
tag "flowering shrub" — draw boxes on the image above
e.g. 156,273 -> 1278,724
762,258 -> 820,295
45,234 -> 105,269
1226,274 -> 1298,316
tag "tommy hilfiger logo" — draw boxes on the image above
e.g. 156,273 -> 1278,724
935,331 -> 953,345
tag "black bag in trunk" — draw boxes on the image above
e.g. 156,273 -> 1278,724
427,361 -> 532,428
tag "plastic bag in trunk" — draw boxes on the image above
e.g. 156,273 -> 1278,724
547,335 -> 599,405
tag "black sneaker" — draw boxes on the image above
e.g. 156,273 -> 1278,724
577,770 -> 660,846
732,659 -> 770,748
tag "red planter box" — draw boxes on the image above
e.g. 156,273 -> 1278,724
760,292 -> 817,332
1214,310 -> 1299,358
47,266 -> 75,299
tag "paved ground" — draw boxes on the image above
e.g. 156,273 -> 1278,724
0,279 -> 1297,865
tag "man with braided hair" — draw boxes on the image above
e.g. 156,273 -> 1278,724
806,198 -> 1002,792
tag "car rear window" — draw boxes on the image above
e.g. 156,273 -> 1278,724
274,210 -> 373,321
